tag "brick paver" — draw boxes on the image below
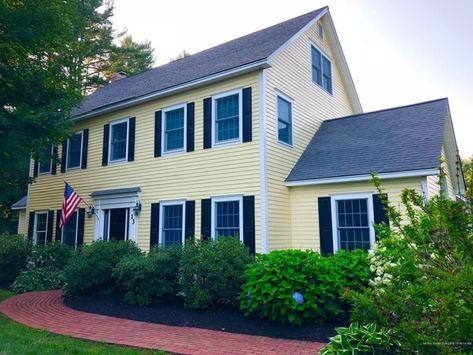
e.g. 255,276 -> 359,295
0,290 -> 325,354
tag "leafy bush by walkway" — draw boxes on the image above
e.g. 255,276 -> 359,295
113,246 -> 182,306
179,237 -> 254,309
240,249 -> 370,326
63,241 -> 141,296
0,234 -> 31,286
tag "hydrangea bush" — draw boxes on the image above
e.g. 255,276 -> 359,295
343,173 -> 473,353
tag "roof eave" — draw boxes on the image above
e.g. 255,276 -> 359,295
73,60 -> 270,121
285,168 -> 439,187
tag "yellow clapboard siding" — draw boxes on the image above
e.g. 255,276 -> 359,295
17,210 -> 27,235
264,18 -> 356,250
289,177 -> 424,250
26,72 -> 261,252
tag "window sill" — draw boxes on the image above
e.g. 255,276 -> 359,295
212,139 -> 242,149
162,148 -> 186,157
108,158 -> 128,166
277,140 -> 294,150
310,81 -> 333,97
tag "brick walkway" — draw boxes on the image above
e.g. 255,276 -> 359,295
0,290 -> 325,354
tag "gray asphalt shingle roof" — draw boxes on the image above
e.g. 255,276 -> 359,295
11,195 -> 27,210
73,7 -> 327,118
286,99 -> 448,182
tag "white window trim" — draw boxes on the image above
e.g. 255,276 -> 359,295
162,103 -> 187,155
38,145 -> 53,176
61,210 -> 79,247
310,42 -> 333,96
159,199 -> 186,245
330,192 -> 375,252
211,88 -> 243,147
108,118 -> 129,164
66,130 -> 84,171
211,195 -> 243,242
33,211 -> 48,246
275,91 -> 294,148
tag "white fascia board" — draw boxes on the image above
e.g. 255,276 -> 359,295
285,169 -> 439,187
73,60 -> 269,121
267,7 -> 328,65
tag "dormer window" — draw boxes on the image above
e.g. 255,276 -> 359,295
311,46 -> 332,94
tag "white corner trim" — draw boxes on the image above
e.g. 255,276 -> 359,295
73,61 -> 269,121
330,192 -> 375,252
258,70 -> 269,253
285,169 -> 439,187
267,8 -> 328,65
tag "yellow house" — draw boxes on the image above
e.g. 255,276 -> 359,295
16,7 -> 466,254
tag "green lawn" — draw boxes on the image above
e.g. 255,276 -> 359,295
0,289 -> 165,355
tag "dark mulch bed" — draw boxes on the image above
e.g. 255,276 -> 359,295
64,294 -> 348,342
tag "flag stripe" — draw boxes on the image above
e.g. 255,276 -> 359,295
60,182 -> 82,229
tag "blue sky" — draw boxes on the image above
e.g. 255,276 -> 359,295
113,0 -> 473,157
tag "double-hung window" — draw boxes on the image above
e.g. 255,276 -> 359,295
212,196 -> 243,240
38,145 -> 53,175
311,46 -> 332,94
34,212 -> 48,245
109,119 -> 129,162
66,131 -> 83,170
277,95 -> 293,146
163,105 -> 186,153
160,201 -> 185,246
213,90 -> 242,145
331,193 -> 375,252
62,211 -> 78,246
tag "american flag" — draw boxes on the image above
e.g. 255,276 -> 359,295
60,182 -> 82,229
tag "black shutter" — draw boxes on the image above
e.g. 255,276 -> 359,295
242,87 -> 252,143
185,201 -> 195,241
27,212 -> 35,240
51,146 -> 58,175
61,140 -> 67,173
102,124 -> 109,166
373,194 -> 389,226
150,203 -> 160,247
187,102 -> 195,152
77,208 -> 85,247
154,111 -> 162,157
200,199 -> 211,240
318,197 -> 333,255
55,210 -> 61,241
81,129 -> 89,169
33,160 -> 39,177
243,196 -> 256,254
46,210 -> 54,243
128,117 -> 135,162
203,98 -> 212,149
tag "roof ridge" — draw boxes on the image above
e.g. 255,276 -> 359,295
100,7 -> 327,90
323,97 -> 449,124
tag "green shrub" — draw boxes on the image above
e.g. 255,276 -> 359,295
331,249 -> 370,293
62,241 -> 141,296
345,175 -> 473,353
320,323 -> 399,354
11,267 -> 64,293
113,246 -> 181,306
179,237 -> 253,309
29,242 -> 74,270
0,234 -> 32,286
240,249 -> 348,326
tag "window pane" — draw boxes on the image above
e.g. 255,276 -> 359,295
67,133 -> 82,169
38,146 -> 52,174
165,108 -> 185,151
311,47 -> 322,85
111,122 -> 128,161
277,97 -> 292,145
35,213 -> 47,245
62,212 -> 77,246
322,57 -> 332,93
337,199 -> 370,251
162,204 -> 183,246
215,200 -> 240,239
216,94 -> 239,142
